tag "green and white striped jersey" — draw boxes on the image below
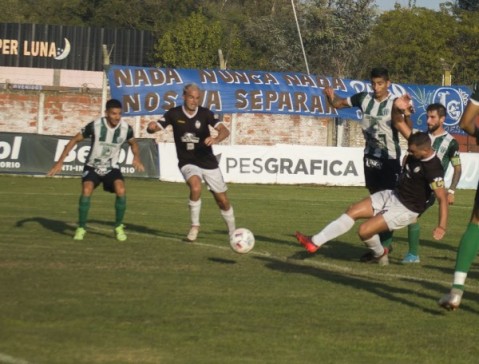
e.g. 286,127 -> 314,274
81,117 -> 134,174
430,131 -> 461,172
348,92 -> 401,160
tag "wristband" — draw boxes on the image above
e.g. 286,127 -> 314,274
448,189 -> 455,194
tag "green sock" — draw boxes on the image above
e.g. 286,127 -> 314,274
380,230 -> 393,248
455,223 -> 479,273
115,195 -> 126,227
407,223 -> 420,256
78,195 -> 91,228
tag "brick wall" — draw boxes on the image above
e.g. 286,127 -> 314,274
0,87 -> 475,152
0,88 -> 333,147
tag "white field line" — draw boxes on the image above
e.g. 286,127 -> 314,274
85,224 -> 475,292
0,353 -> 32,364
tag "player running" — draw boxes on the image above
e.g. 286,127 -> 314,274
147,83 -> 236,242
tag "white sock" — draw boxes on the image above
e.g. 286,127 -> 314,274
363,235 -> 384,257
189,199 -> 201,226
311,213 -> 355,247
453,271 -> 467,287
220,207 -> 236,234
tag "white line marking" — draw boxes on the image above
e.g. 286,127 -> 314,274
86,224 -> 474,291
0,353 -> 32,364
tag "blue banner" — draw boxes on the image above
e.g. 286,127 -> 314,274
108,65 -> 471,134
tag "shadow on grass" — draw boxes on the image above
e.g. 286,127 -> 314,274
400,277 -> 479,314
15,217 -> 183,241
16,217 -> 75,236
288,237 -> 372,263
208,257 -> 237,264
255,255 -> 468,315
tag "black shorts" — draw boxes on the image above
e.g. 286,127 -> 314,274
82,166 -> 124,193
363,156 -> 401,194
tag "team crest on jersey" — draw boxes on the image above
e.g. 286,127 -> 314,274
195,120 -> 201,129
413,166 -> 421,173
381,108 -> 391,116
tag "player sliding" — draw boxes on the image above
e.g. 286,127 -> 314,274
295,131 -> 448,264
323,67 -> 413,263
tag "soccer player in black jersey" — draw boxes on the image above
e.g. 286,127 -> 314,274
147,84 -> 235,242
295,132 -> 448,265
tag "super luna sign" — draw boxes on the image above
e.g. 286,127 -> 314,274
107,65 -> 471,135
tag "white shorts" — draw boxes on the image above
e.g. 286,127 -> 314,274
180,164 -> 228,193
370,190 -> 419,230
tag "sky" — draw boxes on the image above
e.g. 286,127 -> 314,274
375,0 -> 444,11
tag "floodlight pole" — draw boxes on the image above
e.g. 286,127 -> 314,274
101,44 -> 110,114
291,0 -> 310,75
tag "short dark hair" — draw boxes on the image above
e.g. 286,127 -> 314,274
106,99 -> 122,110
370,67 -> 390,81
426,103 -> 447,118
408,131 -> 431,148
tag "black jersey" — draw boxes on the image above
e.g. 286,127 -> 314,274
159,106 -> 221,169
396,153 -> 445,213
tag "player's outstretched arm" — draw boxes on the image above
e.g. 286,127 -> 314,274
392,94 -> 413,139
323,86 -> 349,109
46,133 -> 83,176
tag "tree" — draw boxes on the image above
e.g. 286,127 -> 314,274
153,10 -> 249,69
457,0 -> 479,11
448,8 -> 479,85
358,7 -> 456,84
300,0 -> 377,78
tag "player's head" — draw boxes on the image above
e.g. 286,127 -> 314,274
183,83 -> 201,113
104,98 -> 122,126
370,67 -> 390,100
426,103 -> 447,134
370,67 -> 390,81
407,131 -> 433,160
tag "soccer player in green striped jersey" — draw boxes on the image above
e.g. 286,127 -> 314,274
47,99 -> 145,242
439,84 -> 479,310
323,67 -> 412,265
402,103 -> 461,264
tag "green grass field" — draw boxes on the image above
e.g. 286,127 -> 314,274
1,174 -> 479,364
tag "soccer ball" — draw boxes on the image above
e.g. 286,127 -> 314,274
230,228 -> 255,254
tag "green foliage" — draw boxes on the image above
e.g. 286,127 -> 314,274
360,7 -> 456,84
458,0 -> 479,11
448,9 -> 479,85
301,0 -> 377,78
154,11 -> 223,69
